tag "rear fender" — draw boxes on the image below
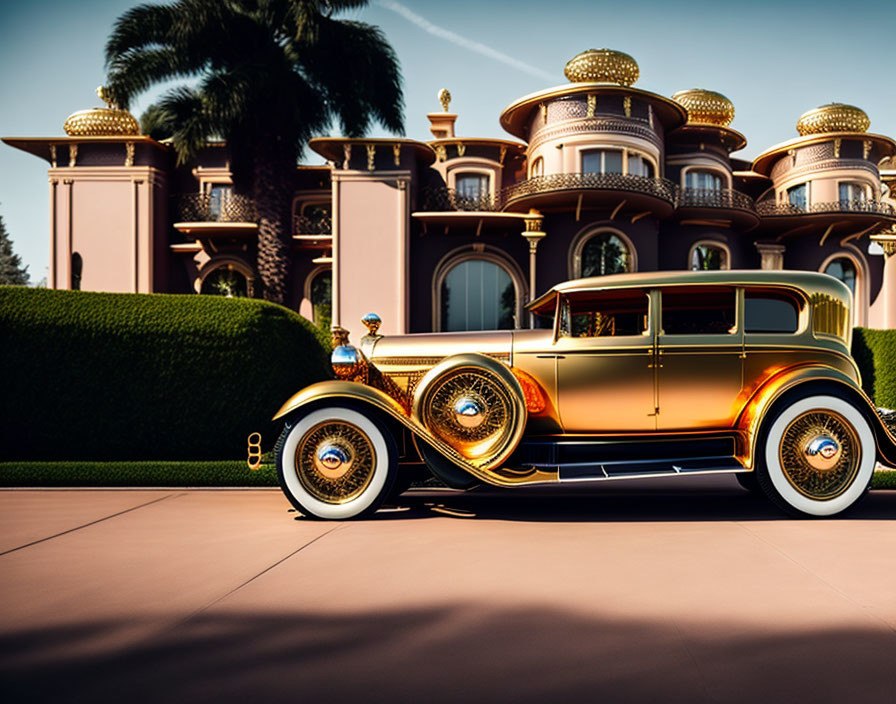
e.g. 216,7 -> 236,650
736,365 -> 896,469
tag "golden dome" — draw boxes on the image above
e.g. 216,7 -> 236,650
564,49 -> 639,86
796,103 -> 869,136
63,87 -> 140,137
672,89 -> 735,127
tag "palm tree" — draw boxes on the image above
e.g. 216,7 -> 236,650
105,0 -> 404,303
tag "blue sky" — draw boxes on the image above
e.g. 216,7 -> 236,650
2,0 -> 894,281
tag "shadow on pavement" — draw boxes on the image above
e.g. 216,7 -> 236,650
346,475 -> 896,523
2,605 -> 894,703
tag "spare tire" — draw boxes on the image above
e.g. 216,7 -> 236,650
411,354 -> 526,470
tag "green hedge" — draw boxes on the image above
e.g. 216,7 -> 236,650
0,287 -> 331,461
0,461 -> 278,487
852,328 -> 896,409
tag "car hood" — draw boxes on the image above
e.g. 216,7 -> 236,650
369,330 -> 513,364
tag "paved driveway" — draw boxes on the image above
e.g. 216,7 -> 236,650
2,477 -> 896,703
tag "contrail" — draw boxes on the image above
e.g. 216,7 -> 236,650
375,0 -> 556,82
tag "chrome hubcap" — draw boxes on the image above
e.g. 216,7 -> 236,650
454,397 -> 485,429
313,440 -> 354,479
803,435 -> 841,471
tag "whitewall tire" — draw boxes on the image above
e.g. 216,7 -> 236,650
276,406 -> 397,520
757,394 -> 875,517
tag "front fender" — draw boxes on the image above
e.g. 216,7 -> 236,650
736,365 -> 896,469
272,380 -> 510,486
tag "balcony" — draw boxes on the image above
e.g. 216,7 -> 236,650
420,186 -> 503,212
293,213 -> 332,248
173,193 -> 258,240
174,193 -> 257,222
756,198 -> 896,218
677,187 -> 759,229
502,172 -> 678,216
755,198 -> 896,231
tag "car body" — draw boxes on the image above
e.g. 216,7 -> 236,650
271,270 -> 896,519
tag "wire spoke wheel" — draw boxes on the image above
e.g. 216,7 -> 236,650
778,410 -> 860,501
295,421 -> 376,504
423,369 -> 514,463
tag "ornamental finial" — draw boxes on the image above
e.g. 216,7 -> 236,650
96,86 -> 116,109
438,88 -> 451,112
361,312 -> 382,337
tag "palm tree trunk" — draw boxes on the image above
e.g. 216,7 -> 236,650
253,154 -> 291,304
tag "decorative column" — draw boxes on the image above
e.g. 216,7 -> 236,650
871,231 -> 896,329
755,242 -> 786,270
521,209 -> 546,329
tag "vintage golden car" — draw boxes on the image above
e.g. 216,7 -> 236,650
271,270 -> 896,520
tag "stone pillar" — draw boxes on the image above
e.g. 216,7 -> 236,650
871,233 -> 896,329
331,168 -> 411,341
755,242 -> 786,270
521,209 -> 546,329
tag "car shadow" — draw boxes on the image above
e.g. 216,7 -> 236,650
355,474 -> 896,523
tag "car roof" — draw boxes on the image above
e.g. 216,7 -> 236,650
527,270 -> 851,312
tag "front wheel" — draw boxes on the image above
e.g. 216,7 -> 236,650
756,394 -> 875,517
276,406 -> 397,520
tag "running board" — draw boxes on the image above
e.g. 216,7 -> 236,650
553,456 -> 746,482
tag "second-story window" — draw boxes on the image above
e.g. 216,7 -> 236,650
208,184 -> 233,220
530,157 -> 544,178
685,170 -> 722,191
787,183 -> 808,209
628,154 -> 654,178
839,182 -> 867,204
582,149 -> 623,175
455,173 -> 489,200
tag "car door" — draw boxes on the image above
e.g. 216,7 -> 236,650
554,287 -> 657,432
655,285 -> 744,430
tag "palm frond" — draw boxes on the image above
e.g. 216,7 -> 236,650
153,87 -> 217,165
107,47 -> 207,108
297,17 -> 404,136
104,3 -> 177,63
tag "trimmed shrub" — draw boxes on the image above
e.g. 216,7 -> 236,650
852,328 -> 896,409
0,287 -> 331,460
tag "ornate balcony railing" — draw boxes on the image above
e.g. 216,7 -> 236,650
174,193 -> 257,222
294,214 -> 332,235
503,172 -> 678,205
421,186 -> 503,212
756,198 -> 896,217
679,187 -> 755,211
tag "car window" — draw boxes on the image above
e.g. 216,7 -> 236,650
561,289 -> 649,338
745,291 -> 800,334
661,287 -> 736,335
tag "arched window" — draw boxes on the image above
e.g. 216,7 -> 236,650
824,257 -> 857,294
690,242 -> 729,270
200,266 -> 250,297
580,232 -> 631,277
530,157 -> 544,178
439,259 -> 517,332
310,268 -> 332,327
454,173 -> 489,200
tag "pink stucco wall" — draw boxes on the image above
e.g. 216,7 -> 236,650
333,171 -> 410,341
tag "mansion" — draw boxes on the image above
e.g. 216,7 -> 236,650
5,48 -> 896,340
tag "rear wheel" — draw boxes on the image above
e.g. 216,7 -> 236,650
756,394 -> 875,517
276,406 -> 397,520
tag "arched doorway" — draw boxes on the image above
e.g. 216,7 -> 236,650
434,253 -> 524,332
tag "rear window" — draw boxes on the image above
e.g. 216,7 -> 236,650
661,287 -> 736,335
745,291 -> 800,334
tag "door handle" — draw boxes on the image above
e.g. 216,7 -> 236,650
536,354 -> 564,359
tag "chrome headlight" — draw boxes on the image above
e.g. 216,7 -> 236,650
331,344 -> 366,379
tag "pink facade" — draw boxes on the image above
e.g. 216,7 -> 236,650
5,49 -> 896,337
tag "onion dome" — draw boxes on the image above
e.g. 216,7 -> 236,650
564,48 -> 639,86
63,86 -> 140,137
796,103 -> 869,136
672,89 -> 735,127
